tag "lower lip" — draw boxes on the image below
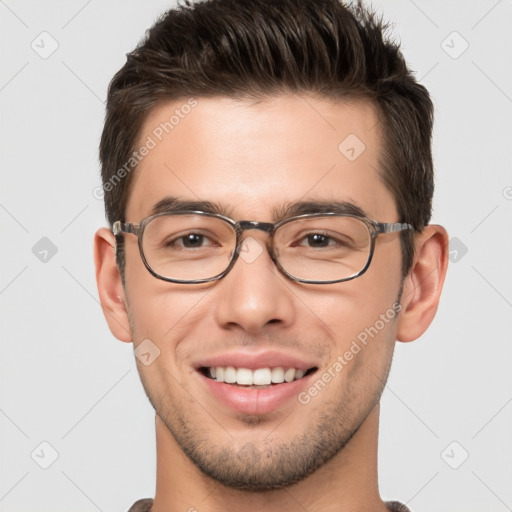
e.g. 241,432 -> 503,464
199,372 -> 314,415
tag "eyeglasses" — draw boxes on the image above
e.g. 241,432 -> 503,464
113,211 -> 413,285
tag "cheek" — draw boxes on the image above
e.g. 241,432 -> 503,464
330,312 -> 398,407
125,270 -> 214,357
293,274 -> 401,348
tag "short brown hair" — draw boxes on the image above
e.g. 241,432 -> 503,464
100,0 -> 434,278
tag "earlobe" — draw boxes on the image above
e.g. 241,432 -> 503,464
94,227 -> 132,343
396,225 -> 449,343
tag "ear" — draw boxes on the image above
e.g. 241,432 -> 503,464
397,225 -> 449,342
94,227 -> 132,343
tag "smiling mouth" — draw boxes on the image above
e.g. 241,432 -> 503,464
200,366 -> 317,388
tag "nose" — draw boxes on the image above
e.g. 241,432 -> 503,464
213,234 -> 296,334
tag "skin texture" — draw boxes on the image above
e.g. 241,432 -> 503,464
95,95 -> 448,512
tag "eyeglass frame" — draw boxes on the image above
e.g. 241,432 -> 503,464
113,210 -> 413,285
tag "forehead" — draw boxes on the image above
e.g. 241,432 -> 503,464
125,95 -> 396,221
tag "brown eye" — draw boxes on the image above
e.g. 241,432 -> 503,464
305,234 -> 330,248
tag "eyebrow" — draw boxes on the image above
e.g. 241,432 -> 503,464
151,196 -> 228,216
274,200 -> 367,219
151,196 -> 368,221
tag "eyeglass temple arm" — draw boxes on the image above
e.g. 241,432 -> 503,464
112,221 -> 140,236
377,222 -> 414,234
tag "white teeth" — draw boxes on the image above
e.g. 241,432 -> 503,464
207,366 -> 309,385
253,368 -> 272,385
236,368 -> 253,385
224,366 -> 237,383
271,367 -> 285,383
284,368 -> 296,382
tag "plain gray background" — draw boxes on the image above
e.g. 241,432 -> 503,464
1,0 -> 511,511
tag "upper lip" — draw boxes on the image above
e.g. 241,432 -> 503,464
195,350 -> 319,371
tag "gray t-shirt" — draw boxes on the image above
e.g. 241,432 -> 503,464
127,498 -> 411,511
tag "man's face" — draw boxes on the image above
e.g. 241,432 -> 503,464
122,95 -> 404,489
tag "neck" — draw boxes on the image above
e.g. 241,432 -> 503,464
151,404 -> 388,512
